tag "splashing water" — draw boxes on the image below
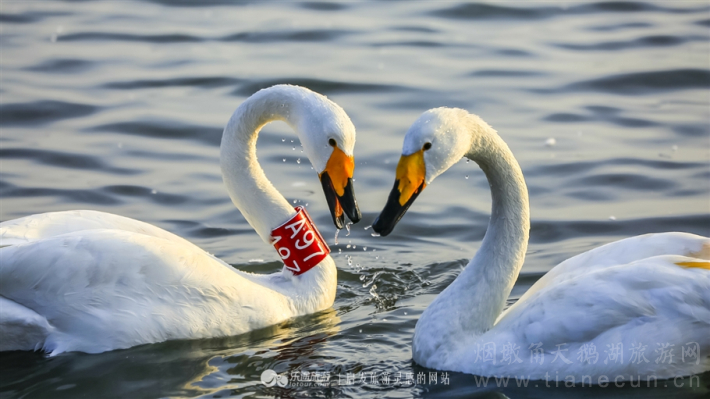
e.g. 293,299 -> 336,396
334,229 -> 340,245
369,284 -> 379,300
345,222 -> 352,236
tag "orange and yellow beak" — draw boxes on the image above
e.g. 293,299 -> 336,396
372,150 -> 426,236
319,146 -> 361,229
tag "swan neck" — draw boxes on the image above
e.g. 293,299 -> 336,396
220,89 -> 304,243
465,131 -> 530,331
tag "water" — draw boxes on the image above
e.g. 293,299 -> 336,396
1,1 -> 709,398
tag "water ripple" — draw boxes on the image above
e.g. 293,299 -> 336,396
1,184 -> 122,206
300,2 -> 349,11
531,214 -> 710,243
574,173 -> 674,191
103,76 -> 241,90
220,29 -> 352,43
564,69 -> 710,94
101,185 -> 188,206
0,101 -> 97,126
430,2 -> 708,21
88,122 -> 223,146
59,32 -> 204,43
24,59 -> 94,74
470,69 -> 544,77
587,22 -> 654,31
553,35 -> 705,51
0,148 -> 139,175
429,3 -> 556,21
0,11 -> 71,24
233,78 -> 409,97
544,107 -> 659,128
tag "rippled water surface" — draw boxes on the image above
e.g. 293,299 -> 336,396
1,1 -> 710,398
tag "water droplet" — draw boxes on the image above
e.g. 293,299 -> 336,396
466,159 -> 470,163
282,138 -> 285,142
296,158 -> 301,164
609,216 -> 617,221
334,229 -> 340,245
151,189 -> 157,195
369,284 -> 379,299
545,137 -> 556,146
353,245 -> 357,249
359,329 -> 362,333
404,311 -> 408,315
292,146 -> 295,151
293,199 -> 297,204
383,318 -> 387,322
363,247 -> 367,251
465,175 -> 469,179
364,225 -> 371,230
347,257 -> 352,266
346,244 -> 351,249
338,248 -> 342,254
305,203 -> 308,206
371,232 -> 381,237
372,249 -> 376,252
282,158 -> 286,162
345,222 -> 352,236
290,140 -> 294,143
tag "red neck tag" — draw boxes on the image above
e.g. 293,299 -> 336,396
270,206 -> 331,275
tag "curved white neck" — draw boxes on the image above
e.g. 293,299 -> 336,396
220,87 -> 339,295
220,88 -> 306,243
414,126 -> 529,361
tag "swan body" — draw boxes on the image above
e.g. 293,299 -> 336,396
0,85 -> 360,355
373,108 -> 710,381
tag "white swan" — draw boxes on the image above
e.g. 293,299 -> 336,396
372,108 -> 710,381
0,85 -> 361,355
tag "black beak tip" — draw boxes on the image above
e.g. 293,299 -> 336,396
341,178 -> 361,224
347,205 -> 362,224
371,215 -> 392,237
334,213 -> 345,230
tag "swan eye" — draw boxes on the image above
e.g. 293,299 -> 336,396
329,138 -> 337,147
422,142 -> 432,151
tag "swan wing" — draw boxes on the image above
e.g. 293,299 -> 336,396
475,255 -> 710,378
0,210 -> 194,248
502,232 -> 709,319
0,229 -> 292,354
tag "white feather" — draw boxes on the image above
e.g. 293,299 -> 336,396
398,108 -> 710,381
0,85 -> 355,354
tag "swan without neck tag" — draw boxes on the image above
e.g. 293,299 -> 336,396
270,206 -> 331,275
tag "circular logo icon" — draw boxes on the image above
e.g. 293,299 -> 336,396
261,369 -> 288,387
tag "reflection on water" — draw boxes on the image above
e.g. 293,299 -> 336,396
1,0 -> 709,398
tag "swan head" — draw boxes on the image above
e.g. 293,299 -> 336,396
372,108 -> 478,236
290,87 -> 362,228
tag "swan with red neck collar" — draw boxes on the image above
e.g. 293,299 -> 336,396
0,85 -> 360,355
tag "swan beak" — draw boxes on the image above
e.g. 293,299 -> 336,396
319,146 -> 361,229
372,150 -> 426,237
